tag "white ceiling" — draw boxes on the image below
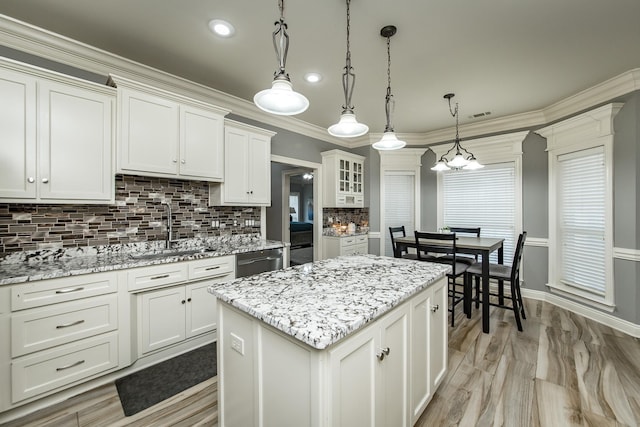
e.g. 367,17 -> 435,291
1,0 -> 639,136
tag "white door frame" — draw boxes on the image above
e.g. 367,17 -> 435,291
272,154 -> 323,263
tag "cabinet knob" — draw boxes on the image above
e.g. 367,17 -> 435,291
173,159 -> 177,163
181,300 -> 186,304
42,178 -> 49,183
376,347 -> 391,361
431,304 -> 439,313
187,297 -> 192,302
250,191 -> 253,194
27,177 -> 35,183
181,160 -> 185,164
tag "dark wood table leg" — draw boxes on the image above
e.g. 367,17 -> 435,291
482,249 -> 490,333
497,244 -> 504,305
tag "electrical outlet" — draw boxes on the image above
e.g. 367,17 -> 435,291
328,217 -> 333,223
230,333 -> 244,355
233,219 -> 238,226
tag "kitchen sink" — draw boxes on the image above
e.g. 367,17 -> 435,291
130,248 -> 216,260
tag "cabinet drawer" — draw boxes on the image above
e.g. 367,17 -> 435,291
11,332 -> 118,403
340,236 -> 359,248
11,272 -> 117,311
11,294 -> 118,357
188,256 -> 234,281
127,262 -> 188,292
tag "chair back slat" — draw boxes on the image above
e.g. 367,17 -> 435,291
414,231 -> 457,259
449,227 -> 481,237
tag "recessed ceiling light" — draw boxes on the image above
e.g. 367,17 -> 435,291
304,72 -> 322,83
208,19 -> 235,38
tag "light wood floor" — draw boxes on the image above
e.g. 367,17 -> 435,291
5,298 -> 640,426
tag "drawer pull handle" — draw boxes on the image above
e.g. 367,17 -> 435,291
205,266 -> 221,271
56,320 -> 85,329
56,360 -> 85,371
150,274 -> 170,280
55,287 -> 84,294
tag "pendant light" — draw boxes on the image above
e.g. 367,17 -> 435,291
254,0 -> 309,116
431,93 -> 484,171
372,25 -> 405,151
327,0 -> 369,138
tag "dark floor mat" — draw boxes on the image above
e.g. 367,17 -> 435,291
115,342 -> 216,416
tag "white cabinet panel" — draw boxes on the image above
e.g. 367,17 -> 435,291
322,234 -> 369,259
186,281 -> 217,338
209,119 -> 275,206
322,149 -> 365,208
139,286 -> 187,354
0,68 -> 36,199
180,105 -> 224,180
0,59 -> 114,203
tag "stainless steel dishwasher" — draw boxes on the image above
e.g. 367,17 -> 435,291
236,248 -> 284,278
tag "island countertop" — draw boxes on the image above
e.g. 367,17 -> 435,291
208,254 -> 450,350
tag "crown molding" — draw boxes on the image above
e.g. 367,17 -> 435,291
1,14 -> 639,150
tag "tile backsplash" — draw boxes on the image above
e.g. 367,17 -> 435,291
322,208 -> 369,228
0,174 -> 261,254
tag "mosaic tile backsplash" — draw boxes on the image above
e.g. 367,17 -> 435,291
0,174 -> 261,254
322,208 -> 369,228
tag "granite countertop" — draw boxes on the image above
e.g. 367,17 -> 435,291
0,235 -> 285,286
208,254 -> 450,350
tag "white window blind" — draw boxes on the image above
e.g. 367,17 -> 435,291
557,146 -> 606,296
384,173 -> 415,257
442,163 -> 516,264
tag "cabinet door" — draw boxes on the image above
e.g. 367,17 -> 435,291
0,68 -> 37,199
223,126 -> 250,203
247,133 -> 271,204
119,88 -> 179,175
39,80 -> 113,202
185,281 -> 217,338
430,279 -> 448,390
180,105 -> 224,180
352,159 -> 364,196
329,326 -> 378,427
378,304 -> 410,427
139,286 -> 186,355
338,158 -> 351,195
409,289 -> 432,423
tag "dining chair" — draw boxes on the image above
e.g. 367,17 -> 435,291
389,226 -> 419,260
414,231 -> 469,327
442,227 -> 481,265
465,231 -> 527,331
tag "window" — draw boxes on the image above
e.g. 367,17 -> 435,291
384,172 -> 415,257
557,147 -> 606,296
434,131 -> 527,265
538,103 -> 620,309
441,163 -> 516,263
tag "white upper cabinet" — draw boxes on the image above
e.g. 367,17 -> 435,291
322,149 -> 365,208
0,58 -> 114,203
111,75 -> 229,181
209,120 -> 276,206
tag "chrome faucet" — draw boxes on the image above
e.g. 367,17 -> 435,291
162,202 -> 174,249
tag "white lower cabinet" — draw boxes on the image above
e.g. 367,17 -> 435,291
329,302 -> 409,426
322,234 -> 369,259
138,281 -> 217,355
217,276 -> 447,427
2,271 -> 126,410
134,256 -> 235,356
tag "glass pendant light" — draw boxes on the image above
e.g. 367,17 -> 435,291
373,25 -> 405,151
430,93 -> 484,171
254,0 -> 309,116
327,0 -> 369,138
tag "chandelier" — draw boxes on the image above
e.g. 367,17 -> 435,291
253,0 -> 309,116
431,93 -> 483,171
328,0 -> 369,138
372,25 -> 405,151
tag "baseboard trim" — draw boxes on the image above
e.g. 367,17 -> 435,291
521,288 -> 640,338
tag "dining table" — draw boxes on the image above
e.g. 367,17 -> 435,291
393,234 -> 505,333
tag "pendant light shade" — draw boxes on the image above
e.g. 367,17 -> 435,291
253,0 -> 309,116
373,25 -> 405,151
328,0 -> 369,138
430,93 -> 484,171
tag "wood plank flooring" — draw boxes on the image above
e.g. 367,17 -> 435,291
5,298 -> 640,426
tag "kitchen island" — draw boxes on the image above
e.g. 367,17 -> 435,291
208,254 -> 450,427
